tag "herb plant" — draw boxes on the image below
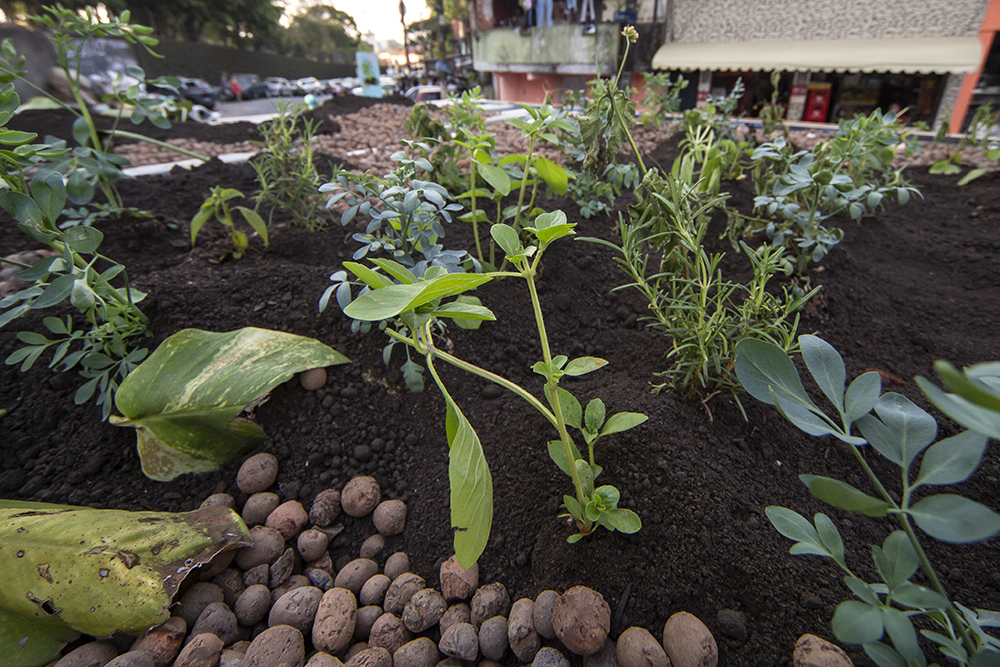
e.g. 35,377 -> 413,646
734,335 -> 1000,666
190,187 -> 270,260
340,212 -> 646,566
640,71 -> 688,127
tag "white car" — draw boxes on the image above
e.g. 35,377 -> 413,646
294,77 -> 324,95
264,77 -> 294,97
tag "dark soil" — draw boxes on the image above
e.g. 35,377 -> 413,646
1,132 -> 999,667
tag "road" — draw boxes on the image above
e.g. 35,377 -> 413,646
215,94 -> 334,119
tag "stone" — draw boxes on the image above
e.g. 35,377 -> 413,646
551,586 -> 610,656
439,555 -> 479,602
393,637 -> 440,667
341,476 -> 382,517
470,583 -> 511,628
309,567 -> 336,592
402,588 -> 448,633
301,367 -> 328,390
198,548 -> 237,580
438,622 -> 479,662
270,547 -> 296,588
211,568 -> 246,608
177,583 -> 225,628
345,647 -> 392,667
508,598 -> 541,662
313,587 -> 358,654
533,591 -> 558,640
306,653 -> 345,667
360,574 -> 393,607
310,489 -> 342,526
383,553 -> 409,581
243,492 -> 281,526
52,641 -> 117,667
438,604 -> 471,634
662,612 -> 718,667
243,625 -> 306,667
383,573 -> 426,615
531,648 -> 570,667
188,602 -> 238,646
200,493 -> 235,510
236,585 -> 273,627
715,609 -> 747,644
237,453 -> 279,494
335,558 -> 380,594
356,605 -> 384,641
478,616 -> 509,661
130,616 -> 186,667
243,563 -> 270,587
360,534 -> 386,560
105,652 -> 154,667
298,528 -> 330,562
345,644 -> 369,663
792,634 -> 854,667
235,526 -> 286,571
269,586 -> 324,633
617,628 -> 667,667
369,612 -> 413,654
372,499 -> 407,536
583,639 -> 619,667
266,500 -> 310,540
272,575 -> 312,605
220,649 -> 246,667
173,633 -> 223,667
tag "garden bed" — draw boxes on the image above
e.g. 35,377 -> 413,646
1,100 -> 999,666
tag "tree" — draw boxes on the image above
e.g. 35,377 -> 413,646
280,4 -> 359,58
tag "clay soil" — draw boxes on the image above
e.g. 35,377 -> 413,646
2,98 -> 999,666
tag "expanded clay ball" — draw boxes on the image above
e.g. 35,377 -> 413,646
237,453 -> 279,494
342,476 -> 381,517
373,499 -> 407,536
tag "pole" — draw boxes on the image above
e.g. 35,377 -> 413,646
400,0 -> 412,75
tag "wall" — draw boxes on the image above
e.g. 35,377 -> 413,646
671,0 -> 989,42
473,23 -> 619,75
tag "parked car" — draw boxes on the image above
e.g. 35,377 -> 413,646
293,77 -> 324,95
145,77 -> 220,109
227,73 -> 268,100
264,77 -> 295,97
403,85 -> 445,102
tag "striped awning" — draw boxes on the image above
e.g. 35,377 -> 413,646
651,36 -> 983,74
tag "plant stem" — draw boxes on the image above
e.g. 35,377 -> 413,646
512,135 -> 536,235
469,162 -> 483,262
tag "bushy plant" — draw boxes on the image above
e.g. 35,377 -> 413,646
640,71 -> 688,126
735,335 -> 1000,667
190,187 -> 269,260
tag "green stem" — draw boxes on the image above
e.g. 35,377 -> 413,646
512,135 -> 536,235
469,161 -> 483,262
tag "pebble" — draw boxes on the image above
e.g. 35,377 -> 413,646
356,605 -> 384,641
792,634 -> 854,667
531,647 -> 571,667
583,639 -> 619,667
236,584 -> 273,627
470,582 -> 510,628
383,572 -> 426,615
301,367 -> 328,390
393,637 -> 440,667
716,609 -> 748,644
177,583 -> 226,628
106,651 -> 154,667
309,567 -> 336,592
173,633 -> 224,667
360,574 -> 392,606
311,489 -> 343,526
345,643 -> 369,662
244,624 -> 306,667
439,603 -> 471,634
313,587 -> 358,654
266,500 -> 310,540
244,563 -> 270,587
130,616 -> 187,667
439,622 -> 479,662
272,574 -> 311,605
269,586 -> 324,633
199,548 -> 237,579
439,555 -> 479,602
478,616 -> 509,661
52,641 -> 118,667
243,492 -> 281,526
345,647 -> 392,667
360,533 -> 385,560
211,568 -> 246,608
270,547 -> 296,588
368,612 -> 413,653
237,453 -> 279,494
402,588 -> 448,633
188,602 -> 239,646
200,493 -> 236,509
305,653 -> 345,667
296,528 -> 330,562
508,598 -> 541,662
235,526 -> 286,570
335,558 -> 380,594
341,476 -> 382,517
220,649 -> 247,667
662,612 -> 718,667
383,552 -> 410,580
372,499 -> 407,535
551,586 -> 610,656
533,590 -> 558,639
617,627 -> 667,667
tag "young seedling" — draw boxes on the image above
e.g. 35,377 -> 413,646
191,187 -> 269,260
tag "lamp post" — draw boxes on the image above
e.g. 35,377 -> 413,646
400,0 -> 412,75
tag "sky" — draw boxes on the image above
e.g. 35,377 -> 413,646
281,0 -> 431,44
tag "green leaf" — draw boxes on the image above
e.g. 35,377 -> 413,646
547,439 -> 584,477
452,295 -> 487,331
189,207 -> 211,244
907,494 -> 1000,544
563,495 -> 583,521
344,273 -> 495,322
872,531 -> 919,590
370,259 -> 417,285
31,274 -> 76,310
858,393 -> 937,469
598,508 -> 642,533
65,169 -> 94,205
767,507 -> 844,564
892,582 -> 949,611
800,475 -> 890,517
30,170 -> 66,224
880,606 -> 922,666
844,576 -> 881,605
845,371 -> 882,424
801,334 -> 847,414
535,155 -> 568,195
110,328 -> 349,481
600,412 -> 648,436
0,503 -> 250,666
477,163 -> 511,196
545,384 -> 582,429
343,261 -> 395,290
564,356 -> 608,376
490,224 -> 521,257
914,431 -> 988,487
832,600 -> 884,645
958,168 -> 989,186
864,641 -> 907,667
584,399 -> 605,433
918,376 -> 1000,440
236,207 -> 269,247
429,301 -> 497,322
444,399 -> 493,569
61,226 -> 103,255
734,338 -> 814,408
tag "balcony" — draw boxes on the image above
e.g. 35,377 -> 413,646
473,24 -> 620,75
